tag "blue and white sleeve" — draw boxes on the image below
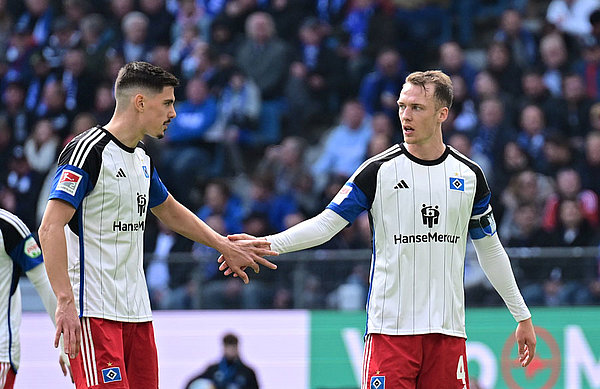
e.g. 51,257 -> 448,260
149,166 -> 169,208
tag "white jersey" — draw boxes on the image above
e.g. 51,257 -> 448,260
328,144 -> 492,338
0,209 -> 44,369
49,126 -> 168,322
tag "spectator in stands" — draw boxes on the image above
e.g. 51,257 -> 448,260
554,73 -> 594,147
285,17 -> 342,135
23,118 -> 58,174
472,97 -> 516,169
161,76 -> 218,204
107,0 -> 135,43
499,169 -> 554,243
5,146 -> 41,227
539,32 -> 570,97
472,71 -> 516,123
269,0 -> 312,43
246,173 -> 298,233
216,67 -> 262,147
542,199 -> 598,305
257,136 -> 317,215
493,141 -> 531,195
169,22 -> 205,70
541,132 -> 577,177
79,14 -> 112,76
359,48 -> 407,126
185,333 -> 259,389
486,40 -> 522,97
2,80 -> 31,144
236,11 -> 290,146
61,48 -> 99,112
92,82 -> 115,125
311,99 -> 372,191
543,167 -> 599,231
439,41 -> 478,95
516,104 -> 549,172
42,16 -> 80,70
493,8 -> 538,68
146,220 -> 194,309
448,74 -> 477,137
34,79 -> 72,137
580,131 -> 600,195
15,0 -> 54,47
139,0 -> 174,47
517,68 -> 562,130
4,26 -> 35,87
25,50 -> 53,112
197,179 -> 244,235
115,11 -> 153,63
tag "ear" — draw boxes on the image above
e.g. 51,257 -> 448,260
438,106 -> 449,123
134,93 -> 145,112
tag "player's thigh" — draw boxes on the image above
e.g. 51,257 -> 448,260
122,321 -> 158,389
362,334 -> 422,389
418,334 -> 469,389
71,317 -> 129,389
0,362 -> 16,389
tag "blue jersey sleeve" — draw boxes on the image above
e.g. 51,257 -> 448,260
9,234 -> 43,272
468,194 -> 496,240
48,164 -> 90,209
326,183 -> 369,223
149,166 -> 169,208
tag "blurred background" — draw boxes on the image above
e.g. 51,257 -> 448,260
3,0 -> 600,388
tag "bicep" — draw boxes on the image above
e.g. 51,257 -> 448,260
41,199 -> 77,228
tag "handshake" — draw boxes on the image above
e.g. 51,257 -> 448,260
217,233 -> 278,283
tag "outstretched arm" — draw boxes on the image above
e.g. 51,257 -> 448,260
219,209 -> 348,276
151,194 -> 278,284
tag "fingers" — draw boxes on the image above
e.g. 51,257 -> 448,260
54,328 -> 62,349
227,234 -> 256,241
255,256 -> 278,270
249,261 -> 260,274
232,267 -> 250,284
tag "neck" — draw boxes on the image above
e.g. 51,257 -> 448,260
404,138 -> 446,160
103,113 -> 144,148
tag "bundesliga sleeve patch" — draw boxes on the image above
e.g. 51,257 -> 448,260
56,169 -> 83,196
332,185 -> 352,205
102,367 -> 122,383
23,236 -> 41,258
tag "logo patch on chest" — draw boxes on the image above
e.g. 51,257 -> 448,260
449,177 -> 465,192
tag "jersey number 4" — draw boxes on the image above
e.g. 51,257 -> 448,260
457,354 -> 467,389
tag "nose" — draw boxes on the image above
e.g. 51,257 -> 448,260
169,106 -> 176,119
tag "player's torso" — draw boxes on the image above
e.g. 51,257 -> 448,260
70,140 -> 153,321
367,151 -> 477,337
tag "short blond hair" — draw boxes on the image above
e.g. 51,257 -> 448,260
405,70 -> 453,109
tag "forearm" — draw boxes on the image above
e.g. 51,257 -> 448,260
153,195 -> 228,252
26,264 -> 58,326
266,209 -> 348,254
39,223 -> 74,304
472,234 -> 531,322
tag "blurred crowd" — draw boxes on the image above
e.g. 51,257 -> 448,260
3,0 -> 600,310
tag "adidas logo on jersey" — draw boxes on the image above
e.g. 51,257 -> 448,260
394,180 -> 409,189
116,168 -> 127,178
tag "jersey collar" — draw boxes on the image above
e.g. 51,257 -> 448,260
400,143 -> 450,166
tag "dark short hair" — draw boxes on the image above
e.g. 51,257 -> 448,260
223,333 -> 238,346
405,70 -> 453,109
115,61 -> 179,95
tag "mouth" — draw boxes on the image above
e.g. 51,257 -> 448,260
402,124 -> 414,134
